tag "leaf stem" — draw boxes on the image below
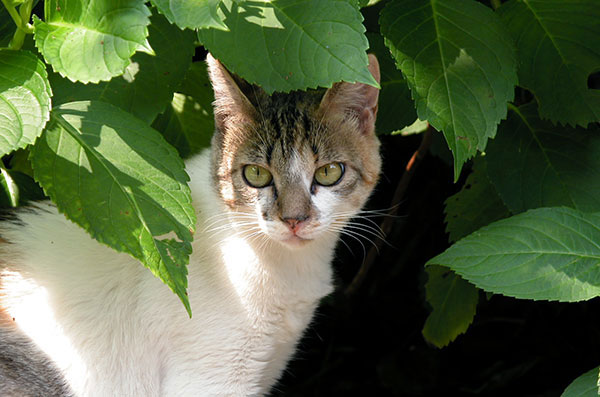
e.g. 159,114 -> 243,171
8,0 -> 34,50
490,0 -> 502,10
1,0 -> 22,28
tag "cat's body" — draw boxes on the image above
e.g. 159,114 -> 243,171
0,54 -> 381,396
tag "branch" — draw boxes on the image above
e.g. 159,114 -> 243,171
344,125 -> 434,297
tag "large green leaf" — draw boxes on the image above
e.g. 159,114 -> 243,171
429,207 -> 600,302
198,0 -> 376,94
498,0 -> 600,127
422,265 -> 478,348
153,63 -> 214,158
48,12 -> 195,124
561,367 -> 600,397
151,0 -> 227,30
0,49 -> 51,157
33,0 -> 152,83
380,0 -> 517,179
366,33 -> 416,135
445,157 -> 510,243
30,101 -> 196,315
486,103 -> 600,214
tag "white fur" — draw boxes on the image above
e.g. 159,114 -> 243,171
0,150 -> 336,396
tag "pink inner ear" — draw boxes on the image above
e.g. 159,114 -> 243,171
319,54 -> 381,135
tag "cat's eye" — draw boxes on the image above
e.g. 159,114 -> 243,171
243,165 -> 273,188
314,163 -> 344,186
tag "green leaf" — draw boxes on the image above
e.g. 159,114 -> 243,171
486,103 -> 600,214
380,0 -> 517,179
153,62 -> 214,158
47,12 -> 195,124
445,157 -> 510,243
561,367 -> 600,397
151,0 -> 227,30
429,207 -> 600,302
30,101 -> 196,315
0,49 -> 51,157
152,62 -> 215,158
198,0 -> 376,94
395,119 -> 428,136
153,93 -> 214,158
366,32 -> 416,135
498,0 -> 600,127
422,265 -> 478,348
33,0 -> 152,83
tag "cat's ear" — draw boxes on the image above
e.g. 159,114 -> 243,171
206,53 -> 257,130
319,54 -> 380,135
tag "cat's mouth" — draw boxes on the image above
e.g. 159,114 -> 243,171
282,234 -> 312,247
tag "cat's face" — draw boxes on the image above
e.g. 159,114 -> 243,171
207,54 -> 381,249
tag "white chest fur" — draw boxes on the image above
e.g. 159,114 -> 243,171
0,151 -> 335,396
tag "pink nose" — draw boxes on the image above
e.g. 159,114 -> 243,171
282,216 -> 307,233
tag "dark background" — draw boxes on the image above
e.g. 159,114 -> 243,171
271,132 -> 600,396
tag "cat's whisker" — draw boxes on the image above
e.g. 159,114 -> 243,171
328,223 -> 381,255
204,221 -> 260,234
201,213 -> 257,233
334,222 -> 386,242
336,229 -> 368,262
325,229 -> 353,255
330,218 -> 385,240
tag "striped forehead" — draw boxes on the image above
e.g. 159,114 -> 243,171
247,92 -> 322,164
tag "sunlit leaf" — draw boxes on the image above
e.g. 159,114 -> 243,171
198,0 -> 376,94
0,49 -> 51,157
30,101 -> 196,315
48,12 -> 194,124
34,0 -> 151,83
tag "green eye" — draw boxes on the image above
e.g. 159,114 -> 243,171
314,163 -> 344,186
243,165 -> 273,188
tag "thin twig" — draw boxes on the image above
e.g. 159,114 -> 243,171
344,125 -> 434,297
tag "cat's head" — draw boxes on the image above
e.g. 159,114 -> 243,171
207,54 -> 381,249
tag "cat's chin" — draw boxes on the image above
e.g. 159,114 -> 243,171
280,235 -> 312,249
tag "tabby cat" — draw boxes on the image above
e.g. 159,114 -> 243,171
0,53 -> 381,396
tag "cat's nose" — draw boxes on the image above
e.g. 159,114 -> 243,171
282,215 -> 308,232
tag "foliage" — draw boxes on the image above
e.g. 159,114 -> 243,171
1,0 -> 599,391
561,366 -> 600,397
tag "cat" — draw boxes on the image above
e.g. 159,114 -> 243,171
0,53 -> 381,396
